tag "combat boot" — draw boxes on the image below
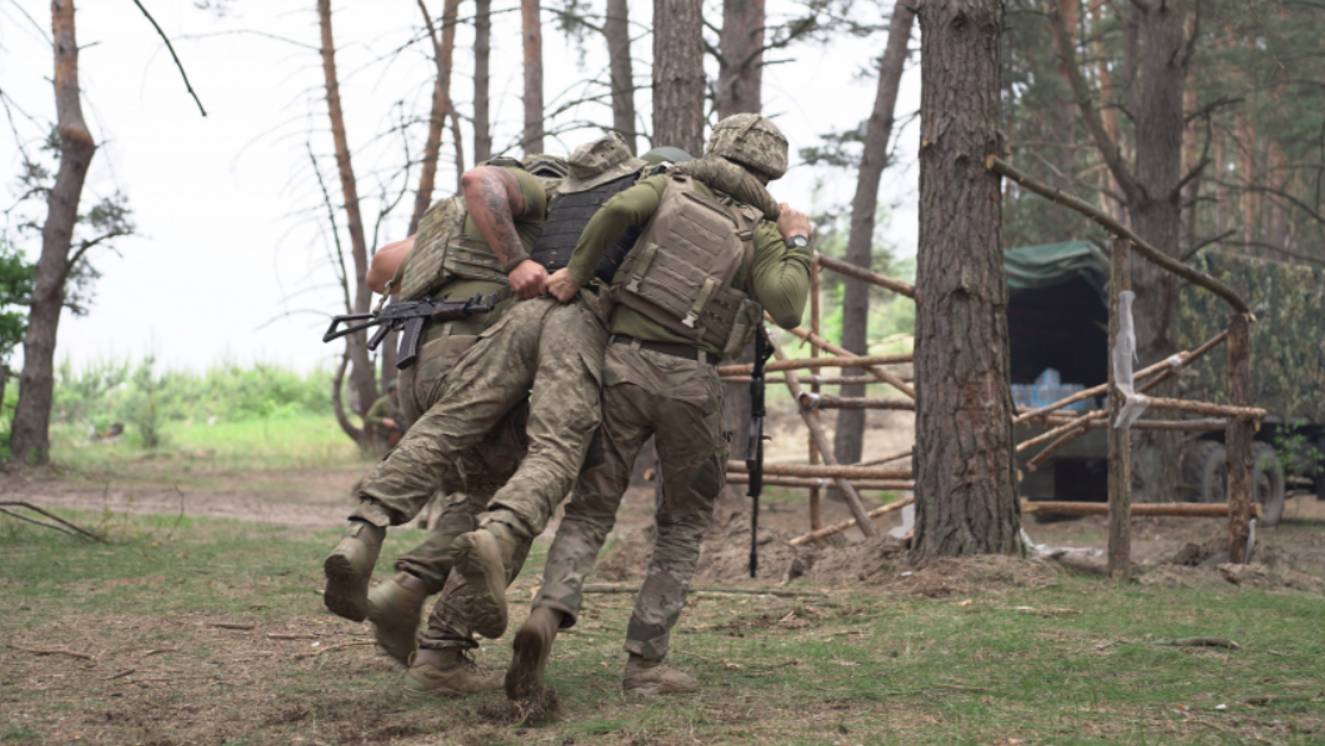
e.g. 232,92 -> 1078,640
366,572 -> 429,666
505,607 -> 563,700
403,647 -> 502,698
323,520 -> 385,622
451,523 -> 519,639
621,654 -> 700,697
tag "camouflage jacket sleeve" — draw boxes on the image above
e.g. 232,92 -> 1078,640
749,221 -> 811,329
566,175 -> 667,286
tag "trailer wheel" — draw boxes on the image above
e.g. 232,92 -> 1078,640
1252,442 -> 1286,527
1182,440 -> 1226,503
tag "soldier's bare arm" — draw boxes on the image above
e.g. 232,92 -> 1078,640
366,235 -> 415,295
461,165 -> 548,299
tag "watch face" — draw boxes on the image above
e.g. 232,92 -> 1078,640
791,235 -> 809,248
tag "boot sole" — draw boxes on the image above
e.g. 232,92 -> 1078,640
454,533 -> 508,639
323,553 -> 368,622
506,624 -> 548,700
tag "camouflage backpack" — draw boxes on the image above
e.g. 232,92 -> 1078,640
610,173 -> 764,357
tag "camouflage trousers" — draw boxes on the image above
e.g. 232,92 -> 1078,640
534,340 -> 727,661
349,317 -> 528,539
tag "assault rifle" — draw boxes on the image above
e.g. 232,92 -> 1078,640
746,325 -> 774,578
322,295 -> 495,369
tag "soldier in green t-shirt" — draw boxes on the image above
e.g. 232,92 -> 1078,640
502,114 -> 812,700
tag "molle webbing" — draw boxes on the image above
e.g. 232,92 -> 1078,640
396,196 -> 467,300
530,171 -> 641,279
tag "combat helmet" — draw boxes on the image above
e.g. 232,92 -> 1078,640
705,113 -> 788,181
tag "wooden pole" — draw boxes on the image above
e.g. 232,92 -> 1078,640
1107,238 -> 1133,579
809,261 -> 823,530
789,497 -> 915,546
726,474 -> 914,491
1024,500 -> 1255,517
719,353 -> 912,377
780,324 -> 915,399
727,461 -> 912,480
798,393 -> 915,411
815,253 -> 916,298
1226,312 -> 1253,563
768,337 -> 880,538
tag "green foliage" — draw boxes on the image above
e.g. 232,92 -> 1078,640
52,358 -> 334,439
810,205 -> 915,347
0,239 -> 31,363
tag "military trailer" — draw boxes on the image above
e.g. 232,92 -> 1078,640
1006,242 -> 1325,524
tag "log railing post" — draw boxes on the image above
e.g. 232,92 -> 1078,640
1107,239 -> 1133,578
808,260 -> 823,531
1226,312 -> 1253,563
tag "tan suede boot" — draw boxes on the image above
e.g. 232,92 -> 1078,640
505,607 -> 563,700
451,523 -> 518,639
323,520 -> 385,622
403,648 -> 502,698
622,654 -> 699,697
366,572 -> 429,666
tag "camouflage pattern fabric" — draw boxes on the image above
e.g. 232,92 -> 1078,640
673,157 -> 781,220
1171,251 -> 1325,424
705,113 -> 788,181
416,534 -> 534,652
533,341 -> 727,661
357,292 -> 610,543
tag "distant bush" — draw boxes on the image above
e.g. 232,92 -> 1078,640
52,357 -> 334,442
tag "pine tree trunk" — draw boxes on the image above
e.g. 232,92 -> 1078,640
1126,0 -> 1186,502
521,0 -> 544,155
911,0 -> 1022,558
834,2 -> 915,470
474,0 -> 492,162
716,0 -> 764,118
317,0 -> 375,444
412,0 -> 461,233
9,0 -> 97,465
652,0 -> 705,155
605,0 -> 636,152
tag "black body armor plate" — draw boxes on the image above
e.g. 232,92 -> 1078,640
530,171 -> 642,282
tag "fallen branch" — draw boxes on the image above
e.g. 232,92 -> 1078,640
789,497 -> 915,546
207,622 -> 257,631
296,639 -> 376,659
0,501 -> 106,543
8,643 -> 95,662
582,583 -> 827,598
1154,637 -> 1241,651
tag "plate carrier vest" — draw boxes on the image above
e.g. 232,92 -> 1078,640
529,170 -> 643,282
609,174 -> 765,357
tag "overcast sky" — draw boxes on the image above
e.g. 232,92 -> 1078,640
0,0 -> 919,372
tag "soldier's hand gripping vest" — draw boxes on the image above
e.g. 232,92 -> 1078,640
529,170 -> 643,282
609,174 -> 765,357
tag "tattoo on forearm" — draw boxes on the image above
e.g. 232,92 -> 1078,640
465,169 -> 525,267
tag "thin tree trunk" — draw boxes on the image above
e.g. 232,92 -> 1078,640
521,0 -> 544,155
834,2 -> 915,471
911,0 -> 1022,558
652,0 -> 705,154
716,0 -> 764,118
1126,0 -> 1187,502
317,0 -> 376,440
473,0 -> 492,162
605,0 -> 636,152
9,0 -> 97,464
412,0 -> 462,233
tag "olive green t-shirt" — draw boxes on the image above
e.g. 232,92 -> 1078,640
434,166 -> 551,334
566,174 -> 812,354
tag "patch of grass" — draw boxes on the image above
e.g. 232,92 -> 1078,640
2,511 -> 1323,744
50,414 -> 367,478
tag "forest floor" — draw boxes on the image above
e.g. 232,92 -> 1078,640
3,417 -> 1325,744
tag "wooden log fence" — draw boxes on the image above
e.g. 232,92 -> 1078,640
726,474 -> 914,491
719,353 -> 911,378
789,497 -> 915,546
798,393 -> 915,411
728,460 -> 912,481
1024,500 -> 1260,518
815,252 -> 916,298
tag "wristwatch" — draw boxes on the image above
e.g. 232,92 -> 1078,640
788,234 -> 810,249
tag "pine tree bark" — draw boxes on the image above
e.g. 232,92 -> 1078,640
317,0 -> 375,443
716,0 -> 764,118
911,0 -> 1022,558
605,0 -> 636,152
473,0 -> 492,162
9,0 -> 97,464
521,0 -> 544,155
834,2 -> 915,470
652,0 -> 705,155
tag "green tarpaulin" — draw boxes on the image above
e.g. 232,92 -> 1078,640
1003,240 -> 1109,296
